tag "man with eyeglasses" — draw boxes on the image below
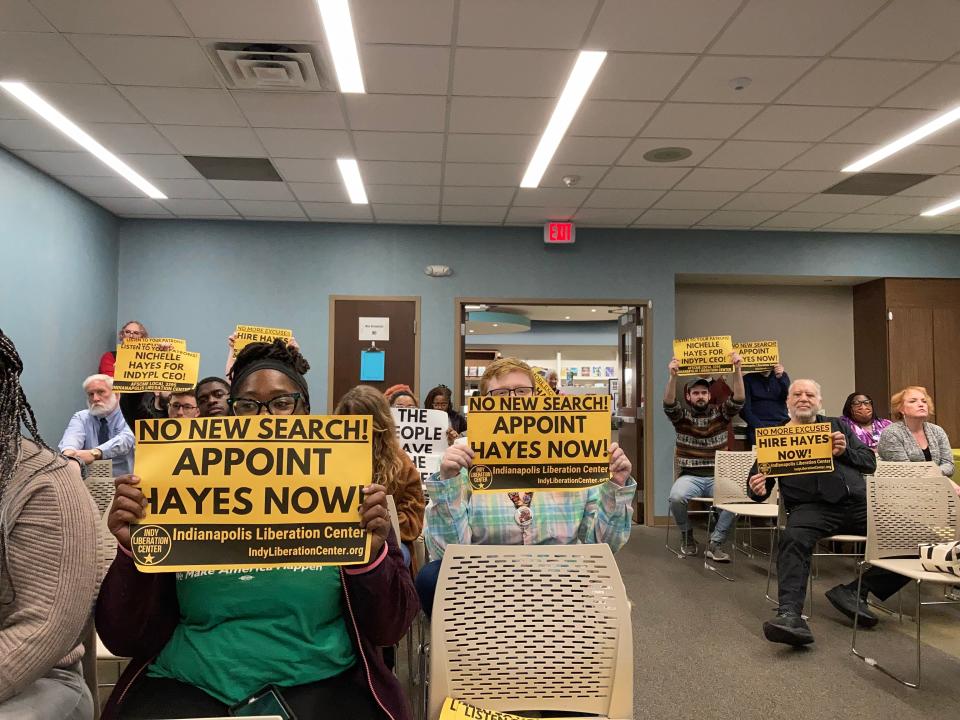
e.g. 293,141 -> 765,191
416,357 -> 636,616
167,389 -> 199,419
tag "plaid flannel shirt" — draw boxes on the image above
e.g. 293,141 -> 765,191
423,468 -> 637,560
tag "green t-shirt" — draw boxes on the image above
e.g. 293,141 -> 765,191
148,566 -> 356,704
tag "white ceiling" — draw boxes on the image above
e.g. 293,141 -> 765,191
4,0 -> 960,231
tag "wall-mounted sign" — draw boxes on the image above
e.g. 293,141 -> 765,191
544,221 -> 575,245
359,316 -> 390,342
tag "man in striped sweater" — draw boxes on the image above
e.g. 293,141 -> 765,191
664,353 -> 744,560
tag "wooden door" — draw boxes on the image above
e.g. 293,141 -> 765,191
617,307 -> 645,523
328,296 -> 420,412
887,307 -> 935,408
933,308 -> 960,441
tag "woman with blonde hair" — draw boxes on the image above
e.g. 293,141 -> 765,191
877,385 -> 954,477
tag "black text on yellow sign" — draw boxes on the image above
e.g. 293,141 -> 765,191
533,372 -> 557,396
113,347 -> 200,393
673,335 -> 733,376
130,416 -> 373,572
733,340 -> 779,371
466,394 -> 610,493
755,422 -> 834,477
234,324 -> 293,356
440,698 -> 535,720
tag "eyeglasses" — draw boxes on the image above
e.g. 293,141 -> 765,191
488,386 -> 535,397
168,403 -> 197,412
229,393 -> 302,416
851,399 -> 873,407
122,330 -> 144,337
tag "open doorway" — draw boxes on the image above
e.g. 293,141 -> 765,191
453,298 -> 654,524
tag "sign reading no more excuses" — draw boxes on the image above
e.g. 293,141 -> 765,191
673,335 -> 733,376
234,324 -> 293,356
755,422 -> 834,477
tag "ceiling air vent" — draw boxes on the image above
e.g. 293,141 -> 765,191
211,43 -> 332,91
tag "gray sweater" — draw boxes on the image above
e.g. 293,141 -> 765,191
877,420 -> 955,477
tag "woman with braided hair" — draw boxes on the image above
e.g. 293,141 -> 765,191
97,339 -> 419,720
0,329 -> 102,719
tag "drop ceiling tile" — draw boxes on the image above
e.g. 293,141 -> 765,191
302,202 -> 373,221
589,0 -> 741,53
289,183 -> 349,203
600,166 -> 689,189
118,87 -> 246,127
0,0 -> 56,31
590,54 -> 697,101
458,0 -> 595,49
360,161 -> 441,185
883,65 -> 960,110
232,92 -> 344,130
35,0 -> 190,34
698,210 -> 775,227
879,215 -> 959,231
736,106 -> 866,142
673,57 -> 816,103
573,208 -> 643,225
723,192 -> 810,211
67,35 -> 220,88
231,200 -> 306,218
346,94 -> 446,132
554,137 -> 630,165
255,128 -> 350,159
209,180 -> 294,201
760,211 -> 843,228
780,60 -> 933,107
17,150 -> 113,176
366,185 -> 441,204
675,168 -> 770,191
749,170 -> 846,193
620,138 -> 721,166
271,158 -> 339,183
443,162 -> 524,186
784,143 -> 870,171
0,119 -> 77,151
355,131 -> 445,161
633,208 -> 711,226
445,134 -> 535,163
789,194 -> 878,213
505,206 -> 577,223
539,165 -> 608,189
160,125 -> 263,156
442,186 -> 516,206
653,191 -> 738,210
514,187 -> 590,207
859,195 -> 942,214
642,104 -> 761,140
835,0 -> 960,61
153,178 -> 221,199
584,189 -> 667,209
703,140 -> 812,170
568,101 -> 659,137
8,83 -> 144,123
351,0 -> 454,45
441,206 -> 507,223
92,196 -> 172,216
0,32 -> 104,83
363,45 -> 450,95
449,97 -> 552,135
373,204 -> 439,222
58,175 -> 144,198
827,108 -> 938,144
172,0 -> 324,41
121,154 -> 203,179
895,175 -> 960,197
453,48 -> 574,97
83,123 -> 178,154
820,214 -> 907,230
711,0 -> 885,56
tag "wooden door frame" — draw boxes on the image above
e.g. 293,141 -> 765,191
454,296 -> 655,525
327,295 -> 422,413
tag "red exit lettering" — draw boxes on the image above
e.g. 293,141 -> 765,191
544,222 -> 575,244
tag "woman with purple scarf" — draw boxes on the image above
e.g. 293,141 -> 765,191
838,391 -> 891,452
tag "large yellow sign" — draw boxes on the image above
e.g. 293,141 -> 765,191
120,338 -> 187,351
533,372 -> 557,396
673,335 -> 733,376
734,340 -> 779,371
466,395 -> 610,493
439,698 -> 564,720
130,416 -> 372,572
756,422 -> 834,477
234,324 -> 293,355
113,347 -> 200,393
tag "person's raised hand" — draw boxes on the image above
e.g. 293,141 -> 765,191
360,483 -> 389,558
668,358 -> 680,376
831,431 -> 847,457
440,443 -> 473,480
730,351 -> 743,369
445,427 -> 460,445
227,333 -> 236,350
107,474 -> 146,550
608,441 -> 631,486
774,364 -> 785,378
748,472 -> 768,496
287,336 -> 300,352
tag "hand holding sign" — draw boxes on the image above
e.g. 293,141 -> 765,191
360,483 -> 389,557
748,472 -> 768,496
831,431 -> 847,456
440,443 -> 474,481
107,474 -> 146,551
668,357 -> 680,377
609,441 -> 631,486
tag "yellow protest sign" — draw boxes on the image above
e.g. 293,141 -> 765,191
113,347 -> 200,393
234,324 -> 293,356
734,340 -> 779,371
533,372 -> 557,396
673,335 -> 733,376
756,423 -> 834,477
440,698 -> 565,720
130,416 -> 372,572
466,394 -> 610,493
118,337 -> 187,352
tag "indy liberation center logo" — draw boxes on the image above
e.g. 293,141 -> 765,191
469,464 -> 493,490
131,525 -> 173,565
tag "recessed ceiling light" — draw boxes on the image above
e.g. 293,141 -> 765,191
336,158 -> 368,203
591,308 -> 597,312
316,0 -> 365,93
921,196 -> 960,217
564,315 -> 571,320
520,51 -> 606,188
843,105 -> 960,173
643,146 -> 693,163
0,81 -> 166,199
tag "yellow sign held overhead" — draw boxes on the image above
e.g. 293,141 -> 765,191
673,335 -> 733,376
734,340 -> 779,371
234,324 -> 293,356
533,371 -> 557,396
113,347 -> 200,393
756,422 -> 834,477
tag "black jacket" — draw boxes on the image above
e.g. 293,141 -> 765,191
748,416 -> 876,507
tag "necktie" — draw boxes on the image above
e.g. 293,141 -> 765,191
98,417 -> 110,445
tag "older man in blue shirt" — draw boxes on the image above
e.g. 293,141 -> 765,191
59,374 -> 135,475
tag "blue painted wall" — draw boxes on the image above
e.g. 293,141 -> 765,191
116,219 -> 960,514
0,149 -> 119,442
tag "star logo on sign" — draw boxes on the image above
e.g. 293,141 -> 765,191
142,554 -> 156,564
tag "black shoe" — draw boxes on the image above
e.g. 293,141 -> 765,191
680,530 -> 698,556
825,584 -> 879,628
763,612 -> 814,646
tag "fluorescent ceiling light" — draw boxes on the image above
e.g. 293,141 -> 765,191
520,51 -> 606,189
0,81 -> 166,199
336,158 -> 368,203
842,105 -> 960,173
921,196 -> 960,217
317,0 -> 365,93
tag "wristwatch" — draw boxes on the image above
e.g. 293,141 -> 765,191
92,448 -> 103,460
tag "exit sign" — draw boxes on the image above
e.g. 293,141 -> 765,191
544,221 -> 575,244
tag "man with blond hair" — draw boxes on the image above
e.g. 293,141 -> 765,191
59,374 -> 134,476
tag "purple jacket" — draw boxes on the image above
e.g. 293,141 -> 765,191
95,533 -> 419,720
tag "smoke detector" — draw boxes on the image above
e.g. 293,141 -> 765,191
211,43 -> 332,91
425,265 -> 453,277
561,174 -> 580,187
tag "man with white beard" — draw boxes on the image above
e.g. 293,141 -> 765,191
59,374 -> 134,476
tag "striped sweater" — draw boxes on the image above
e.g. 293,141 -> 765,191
664,397 -> 744,476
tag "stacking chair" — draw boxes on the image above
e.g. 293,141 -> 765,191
874,460 -> 942,479
664,455 -> 714,559
85,459 -> 115,514
428,544 -> 632,720
851,474 -> 960,688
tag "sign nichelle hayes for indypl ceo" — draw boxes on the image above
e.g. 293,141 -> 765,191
129,416 -> 373,572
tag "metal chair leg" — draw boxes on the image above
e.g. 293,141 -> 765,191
852,569 -> 922,688
703,508 -> 734,582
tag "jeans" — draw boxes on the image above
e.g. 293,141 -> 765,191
669,474 -> 735,544
415,559 -> 442,618
0,663 -> 93,720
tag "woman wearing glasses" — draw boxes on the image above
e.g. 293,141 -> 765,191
97,340 -> 418,720
98,320 -> 149,376
838,392 -> 891,452
415,357 -> 636,615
